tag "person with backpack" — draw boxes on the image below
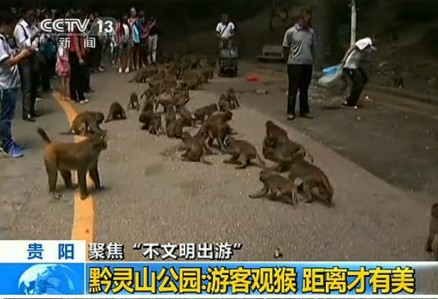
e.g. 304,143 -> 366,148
216,13 -> 235,50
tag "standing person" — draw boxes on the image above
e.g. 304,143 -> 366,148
68,12 -> 89,104
0,10 -> 35,157
137,11 -> 148,67
341,37 -> 376,109
282,8 -> 315,120
147,15 -> 159,64
216,13 -> 235,49
13,7 -> 40,122
55,39 -> 70,100
128,7 -> 138,71
116,15 -> 131,74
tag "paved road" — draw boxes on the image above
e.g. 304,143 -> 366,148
0,68 -> 437,292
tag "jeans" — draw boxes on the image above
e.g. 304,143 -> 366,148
287,64 -> 313,115
0,88 -> 19,149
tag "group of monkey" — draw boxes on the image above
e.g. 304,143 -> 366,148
33,54 -> 438,261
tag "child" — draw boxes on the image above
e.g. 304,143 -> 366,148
55,40 -> 70,100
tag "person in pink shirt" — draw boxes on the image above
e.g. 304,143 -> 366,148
128,7 -> 140,70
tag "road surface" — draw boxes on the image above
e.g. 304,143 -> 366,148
0,66 -> 437,292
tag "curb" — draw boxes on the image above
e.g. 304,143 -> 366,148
366,84 -> 438,106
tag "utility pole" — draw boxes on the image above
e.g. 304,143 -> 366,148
350,0 -> 357,45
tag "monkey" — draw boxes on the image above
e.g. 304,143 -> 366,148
149,113 -> 164,135
105,102 -> 127,123
139,111 -> 163,135
264,120 -> 289,147
141,96 -> 156,113
127,92 -> 140,111
176,105 -> 195,127
177,131 -> 212,164
426,203 -> 438,260
226,88 -> 240,109
37,127 -> 107,200
218,94 -> 229,111
287,156 -> 333,206
392,75 -> 404,89
128,65 -> 158,83
164,104 -> 177,127
181,70 -> 203,90
166,117 -> 184,138
222,136 -> 266,169
128,68 -> 149,83
200,110 -> 233,152
249,168 -> 299,205
61,111 -> 106,136
193,103 -> 218,124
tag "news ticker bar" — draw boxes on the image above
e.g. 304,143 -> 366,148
1,261 -> 438,297
0,240 -> 244,262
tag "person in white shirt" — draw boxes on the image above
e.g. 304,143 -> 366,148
341,37 -> 376,108
216,14 -> 235,49
13,8 -> 40,122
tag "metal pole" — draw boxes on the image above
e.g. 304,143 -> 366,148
350,0 -> 357,45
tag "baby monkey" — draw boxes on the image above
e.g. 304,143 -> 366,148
178,132 -> 212,164
426,203 -> 438,260
288,156 -> 333,206
61,111 -> 106,136
127,92 -> 140,111
226,88 -> 240,109
223,136 -> 266,169
105,102 -> 127,123
249,168 -> 299,205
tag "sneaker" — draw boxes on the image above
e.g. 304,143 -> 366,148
98,66 -> 105,72
4,144 -> 23,158
125,67 -> 129,73
118,67 -> 122,73
12,141 -> 24,150
79,99 -> 90,104
36,97 -> 43,103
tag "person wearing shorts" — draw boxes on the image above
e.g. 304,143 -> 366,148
117,15 -> 131,73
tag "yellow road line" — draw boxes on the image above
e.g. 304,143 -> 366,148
53,93 -> 95,252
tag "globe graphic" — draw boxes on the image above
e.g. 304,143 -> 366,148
18,264 -> 80,295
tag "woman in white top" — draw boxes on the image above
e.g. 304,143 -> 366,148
116,15 -> 131,73
341,37 -> 376,108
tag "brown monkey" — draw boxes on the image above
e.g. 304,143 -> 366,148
61,112 -> 106,136
37,127 -> 107,200
128,68 -> 149,83
393,75 -> 404,89
127,92 -> 140,111
141,96 -> 156,113
223,136 -> 265,169
193,103 -> 218,124
105,102 -> 127,123
200,110 -> 233,151
426,203 -> 438,260
139,111 -> 163,135
176,105 -> 195,127
262,138 -> 313,172
177,132 -> 212,164
166,117 -> 184,139
288,156 -> 333,206
226,88 -> 240,109
249,168 -> 299,205
264,120 -> 289,147
218,94 -> 229,111
164,104 -> 177,126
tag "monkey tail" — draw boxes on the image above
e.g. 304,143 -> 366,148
320,175 -> 334,204
200,156 -> 212,165
37,127 -> 52,144
306,151 -> 314,163
256,153 -> 266,168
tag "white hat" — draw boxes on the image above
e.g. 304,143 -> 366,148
355,37 -> 377,51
